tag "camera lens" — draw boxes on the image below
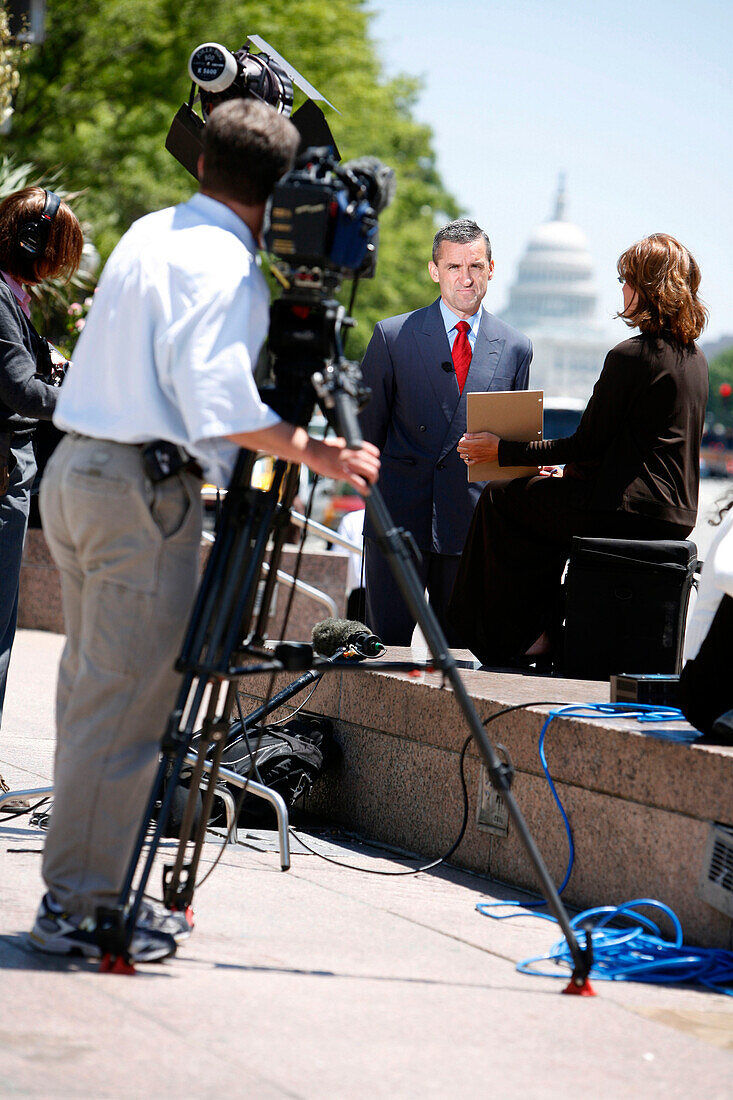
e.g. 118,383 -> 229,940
188,43 -> 238,92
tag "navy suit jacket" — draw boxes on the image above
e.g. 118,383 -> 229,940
359,298 -> 532,555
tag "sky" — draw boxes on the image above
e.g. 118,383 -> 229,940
367,0 -> 733,346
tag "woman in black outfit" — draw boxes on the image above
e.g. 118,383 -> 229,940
0,188 -> 83,739
448,233 -> 708,668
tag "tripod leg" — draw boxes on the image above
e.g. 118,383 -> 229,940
161,680 -> 227,906
163,682 -> 239,909
158,460 -> 313,907
251,462 -> 303,645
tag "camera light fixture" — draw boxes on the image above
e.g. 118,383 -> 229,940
188,43 -> 239,93
168,34 -> 341,178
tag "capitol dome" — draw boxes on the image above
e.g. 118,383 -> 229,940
502,178 -> 598,328
499,177 -> 614,401
530,220 -> 589,250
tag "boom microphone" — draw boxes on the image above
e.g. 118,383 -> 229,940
312,618 -> 385,658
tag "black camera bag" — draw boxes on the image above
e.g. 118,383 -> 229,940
163,715 -> 333,835
212,714 -> 333,828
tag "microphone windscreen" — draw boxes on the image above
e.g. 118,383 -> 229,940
312,617 -> 373,657
441,361 -> 454,373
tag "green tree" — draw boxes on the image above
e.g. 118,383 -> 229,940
9,0 -> 459,358
0,1 -> 24,128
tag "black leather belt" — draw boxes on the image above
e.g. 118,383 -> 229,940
67,432 -> 204,482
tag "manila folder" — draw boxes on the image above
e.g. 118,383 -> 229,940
466,390 -> 543,482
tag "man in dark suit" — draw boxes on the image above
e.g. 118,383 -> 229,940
359,219 -> 532,645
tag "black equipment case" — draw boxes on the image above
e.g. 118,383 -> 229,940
561,537 -> 697,681
163,714 -> 333,836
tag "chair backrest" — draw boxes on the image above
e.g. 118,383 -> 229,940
561,537 -> 698,681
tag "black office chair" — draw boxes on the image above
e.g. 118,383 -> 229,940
560,537 -> 698,681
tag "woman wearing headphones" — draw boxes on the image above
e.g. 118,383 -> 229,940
0,187 -> 83,759
449,233 -> 708,669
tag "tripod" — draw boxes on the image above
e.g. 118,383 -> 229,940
100,293 -> 593,992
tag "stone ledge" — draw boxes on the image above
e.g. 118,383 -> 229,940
19,528 -> 349,642
238,648 -> 733,949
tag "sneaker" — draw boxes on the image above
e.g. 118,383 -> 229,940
0,774 -> 31,811
137,898 -> 193,944
29,893 -> 176,963
0,794 -> 32,811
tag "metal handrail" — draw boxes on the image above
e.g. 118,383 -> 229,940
289,510 -> 363,557
186,752 -> 290,870
200,489 -> 362,557
201,530 -> 338,618
260,560 -> 337,617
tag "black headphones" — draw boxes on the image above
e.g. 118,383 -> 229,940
18,189 -> 61,256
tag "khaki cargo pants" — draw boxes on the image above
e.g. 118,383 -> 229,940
39,434 -> 202,917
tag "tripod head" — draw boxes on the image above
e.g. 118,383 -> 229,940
262,292 -> 370,445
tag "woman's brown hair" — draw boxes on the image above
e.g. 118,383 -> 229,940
0,186 -> 83,285
617,232 -> 708,345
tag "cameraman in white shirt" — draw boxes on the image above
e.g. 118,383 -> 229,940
30,99 -> 379,963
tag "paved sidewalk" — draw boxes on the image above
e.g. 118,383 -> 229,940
1,630 -> 732,1099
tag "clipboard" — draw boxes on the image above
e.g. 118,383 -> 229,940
466,390 -> 543,482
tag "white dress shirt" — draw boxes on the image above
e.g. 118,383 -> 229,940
54,193 -> 281,486
335,507 -> 365,592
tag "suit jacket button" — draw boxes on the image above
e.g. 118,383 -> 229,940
436,461 -> 446,469
419,424 -> 426,432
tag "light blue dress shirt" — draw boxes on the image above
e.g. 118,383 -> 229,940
439,298 -> 483,355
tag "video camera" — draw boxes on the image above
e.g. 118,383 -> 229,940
262,147 -> 394,424
266,149 -> 394,284
166,33 -> 394,284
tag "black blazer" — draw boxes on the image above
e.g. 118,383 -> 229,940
0,277 -> 57,437
499,334 -> 708,528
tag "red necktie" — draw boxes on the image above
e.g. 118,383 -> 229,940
452,320 -> 472,394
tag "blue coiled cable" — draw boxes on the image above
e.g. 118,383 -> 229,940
518,899 -> 733,995
476,703 -> 733,994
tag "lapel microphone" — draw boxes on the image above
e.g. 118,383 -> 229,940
441,361 -> 454,373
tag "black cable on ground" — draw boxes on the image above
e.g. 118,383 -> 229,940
288,699 -> 573,876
